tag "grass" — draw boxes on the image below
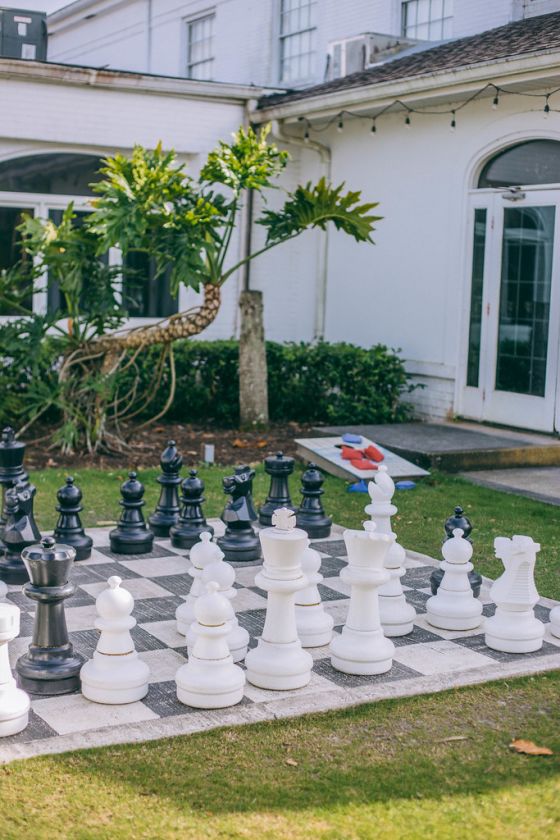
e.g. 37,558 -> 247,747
33,465 -> 560,598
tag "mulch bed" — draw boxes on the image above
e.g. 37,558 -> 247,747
24,422 -> 315,470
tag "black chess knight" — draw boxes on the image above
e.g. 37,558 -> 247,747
217,467 -> 260,562
295,463 -> 332,539
53,476 -> 93,561
430,505 -> 482,597
0,482 -> 41,585
0,427 -> 29,537
170,469 -> 214,549
110,472 -> 154,555
258,451 -> 296,527
149,440 -> 183,537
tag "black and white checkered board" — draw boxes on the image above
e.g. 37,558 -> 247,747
2,522 -> 560,762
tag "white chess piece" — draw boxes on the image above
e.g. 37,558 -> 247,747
176,581 -> 245,708
329,521 -> 395,675
549,604 -> 560,639
245,507 -> 313,690
365,466 -> 416,636
0,602 -> 30,736
295,543 -> 334,647
485,535 -> 545,653
176,531 -> 223,635
0,581 -> 7,601
80,576 -> 150,704
185,560 -> 249,662
426,528 -> 483,631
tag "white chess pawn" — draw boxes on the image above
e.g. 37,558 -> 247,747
176,581 -> 245,708
485,535 -> 545,653
365,466 -> 416,636
329,521 -> 395,675
185,560 -> 249,662
549,604 -> 560,639
176,532 -> 223,635
80,576 -> 150,704
0,581 -> 7,601
245,507 -> 313,690
0,602 -> 30,736
426,528 -> 483,632
295,543 -> 334,647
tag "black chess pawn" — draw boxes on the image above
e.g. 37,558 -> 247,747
53,476 -> 93,561
217,467 -> 261,562
258,451 -> 296,527
0,426 -> 29,536
430,505 -> 482,597
16,537 -> 84,695
170,469 -> 214,549
109,471 -> 154,555
295,463 -> 332,539
0,482 -> 41,585
148,440 -> 183,538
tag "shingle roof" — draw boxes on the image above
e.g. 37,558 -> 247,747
258,11 -> 560,109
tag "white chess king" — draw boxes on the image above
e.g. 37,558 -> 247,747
0,602 -> 30,736
80,576 -> 150,704
176,531 -> 223,635
485,535 -> 545,654
365,466 -> 415,636
426,528 -> 483,632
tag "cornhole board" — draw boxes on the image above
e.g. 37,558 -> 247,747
295,436 -> 430,481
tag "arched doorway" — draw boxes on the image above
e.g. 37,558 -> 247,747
460,140 -> 560,432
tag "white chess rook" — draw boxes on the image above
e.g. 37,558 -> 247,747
295,543 -> 334,647
0,602 -> 30,736
329,521 -> 395,675
176,531 -> 223,635
186,559 -> 249,662
426,528 -> 483,632
80,576 -> 150,704
245,507 -> 313,690
365,466 -> 415,636
485,535 -> 545,653
176,581 -> 245,708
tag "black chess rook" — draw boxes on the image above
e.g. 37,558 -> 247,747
258,451 -> 296,527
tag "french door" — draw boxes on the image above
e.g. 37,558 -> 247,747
460,189 -> 560,432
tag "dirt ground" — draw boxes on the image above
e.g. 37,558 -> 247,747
24,422 -> 315,470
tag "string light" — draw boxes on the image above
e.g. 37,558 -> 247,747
404,114 -> 411,127
544,95 -> 551,115
370,119 -> 377,135
492,93 -> 499,109
450,110 -> 456,131
304,128 -> 310,142
337,116 -> 344,132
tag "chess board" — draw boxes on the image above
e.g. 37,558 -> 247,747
2,521 -> 560,764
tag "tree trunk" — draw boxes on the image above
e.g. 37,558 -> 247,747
239,290 -> 269,427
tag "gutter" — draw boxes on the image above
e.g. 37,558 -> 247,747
270,119 -> 331,341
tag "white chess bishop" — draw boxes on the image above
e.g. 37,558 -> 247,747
80,576 -> 150,704
0,602 -> 30,736
549,604 -> 560,639
175,581 -> 245,708
329,521 -> 395,675
485,535 -> 545,653
426,528 -> 483,632
176,531 -> 223,635
295,543 -> 334,647
245,507 -> 313,690
365,466 -> 416,636
185,559 -> 249,662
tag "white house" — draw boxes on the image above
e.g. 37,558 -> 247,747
2,2 -> 560,431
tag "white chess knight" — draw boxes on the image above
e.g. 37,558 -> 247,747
365,466 -> 416,636
0,602 -> 30,736
329,521 -> 395,675
485,535 -> 545,653
185,559 -> 249,662
245,507 -> 313,690
176,581 -> 245,709
176,531 -> 223,635
80,576 -> 150,704
295,543 -> 334,647
426,528 -> 483,632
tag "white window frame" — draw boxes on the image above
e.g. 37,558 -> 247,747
185,10 -> 216,81
401,0 -> 453,41
279,0 -> 317,84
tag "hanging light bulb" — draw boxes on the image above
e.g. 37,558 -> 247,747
337,116 -> 344,133
492,91 -> 499,109
450,111 -> 456,132
404,113 -> 411,127
544,96 -> 551,116
304,126 -> 310,143
370,119 -> 377,135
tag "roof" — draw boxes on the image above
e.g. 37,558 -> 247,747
258,11 -> 560,109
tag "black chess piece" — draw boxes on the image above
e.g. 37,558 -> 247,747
295,463 -> 332,539
170,469 -> 214,549
109,471 -> 154,555
0,427 -> 29,536
217,467 -> 261,562
258,451 -> 296,527
0,482 -> 41,585
53,476 -> 93,561
149,440 -> 183,537
16,537 -> 85,695
430,505 -> 482,597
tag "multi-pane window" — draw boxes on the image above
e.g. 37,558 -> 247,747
280,0 -> 317,83
186,13 -> 215,80
402,0 -> 453,41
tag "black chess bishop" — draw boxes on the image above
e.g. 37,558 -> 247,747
430,505 -> 482,597
258,451 -> 296,527
149,440 -> 183,537
295,463 -> 332,539
53,476 -> 93,561
109,472 -> 154,555
170,469 -> 214,549
217,466 -> 260,562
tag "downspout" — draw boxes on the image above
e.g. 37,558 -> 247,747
146,0 -> 153,73
270,119 -> 332,340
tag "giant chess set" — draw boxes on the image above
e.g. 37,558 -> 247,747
0,430 -> 559,762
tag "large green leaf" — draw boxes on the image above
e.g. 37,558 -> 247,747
200,124 -> 289,193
